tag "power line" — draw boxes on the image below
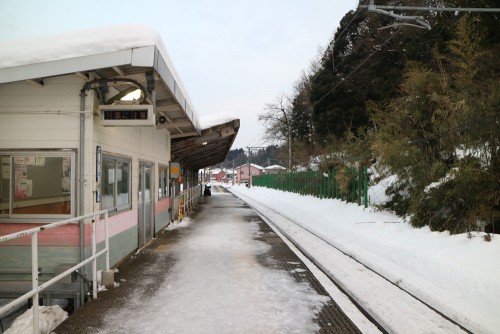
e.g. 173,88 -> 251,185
246,128 -> 266,148
312,27 -> 402,108
333,0 -> 371,45
329,0 -> 371,73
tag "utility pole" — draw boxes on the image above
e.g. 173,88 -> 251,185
232,159 -> 235,186
246,146 -> 267,188
280,107 -> 292,172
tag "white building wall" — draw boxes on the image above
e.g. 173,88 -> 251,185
0,75 -> 83,149
0,74 -> 93,216
0,73 -> 172,216
93,119 -> 170,208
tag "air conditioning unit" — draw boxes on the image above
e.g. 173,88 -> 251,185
99,104 -> 155,126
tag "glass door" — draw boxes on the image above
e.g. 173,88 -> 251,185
138,162 -> 154,247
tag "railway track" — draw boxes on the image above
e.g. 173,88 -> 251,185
229,188 -> 474,334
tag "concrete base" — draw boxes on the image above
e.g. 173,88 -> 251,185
102,270 -> 115,289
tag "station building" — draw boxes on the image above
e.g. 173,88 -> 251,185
0,26 -> 239,307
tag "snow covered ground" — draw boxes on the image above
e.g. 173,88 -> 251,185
228,184 -> 500,334
94,191 -> 331,334
5,184 -> 499,333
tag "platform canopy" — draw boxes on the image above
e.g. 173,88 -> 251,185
0,25 -> 201,138
0,25 -> 239,166
171,118 -> 240,170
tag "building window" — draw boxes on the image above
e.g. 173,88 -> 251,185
0,152 -> 75,218
158,165 -> 168,199
102,155 -> 131,212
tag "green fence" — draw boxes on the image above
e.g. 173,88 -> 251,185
252,167 -> 369,208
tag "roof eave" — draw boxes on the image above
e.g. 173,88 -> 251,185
0,45 -> 202,137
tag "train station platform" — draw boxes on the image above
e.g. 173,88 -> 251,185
53,185 -> 362,334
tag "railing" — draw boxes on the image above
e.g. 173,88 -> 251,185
170,185 -> 202,221
183,184 -> 202,214
253,167 -> 369,208
0,210 -> 110,334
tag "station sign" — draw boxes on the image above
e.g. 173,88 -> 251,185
99,104 -> 155,126
170,162 -> 180,179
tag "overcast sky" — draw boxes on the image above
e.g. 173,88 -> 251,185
0,0 -> 358,149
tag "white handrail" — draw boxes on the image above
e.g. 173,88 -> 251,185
0,210 -> 110,334
181,184 -> 201,216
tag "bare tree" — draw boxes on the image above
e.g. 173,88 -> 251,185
258,95 -> 293,171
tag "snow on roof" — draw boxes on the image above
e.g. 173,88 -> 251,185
0,25 -> 162,68
264,165 -> 286,170
236,163 -> 264,170
210,168 -> 223,174
0,24 -> 198,123
199,111 -> 239,130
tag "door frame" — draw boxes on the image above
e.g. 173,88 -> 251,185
138,160 -> 154,247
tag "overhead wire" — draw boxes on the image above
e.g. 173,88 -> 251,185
311,27 -> 402,108
333,0 -> 370,45
328,0 -> 371,73
246,128 -> 267,148
251,1 -> 398,151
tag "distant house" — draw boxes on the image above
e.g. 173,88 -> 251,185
264,165 -> 287,175
225,169 -> 234,183
235,164 -> 264,185
211,169 -> 226,183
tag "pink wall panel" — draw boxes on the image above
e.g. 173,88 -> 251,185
85,209 -> 138,244
0,209 -> 139,247
0,223 -> 79,246
155,198 -> 170,213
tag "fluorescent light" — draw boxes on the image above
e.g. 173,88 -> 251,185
121,89 -> 141,101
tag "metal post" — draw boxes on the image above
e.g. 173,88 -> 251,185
105,211 -> 110,270
92,220 -> 97,299
247,147 -> 251,188
352,167 -> 356,203
179,193 -> 183,221
333,168 -> 337,199
79,89 -> 86,307
32,233 -> 40,334
358,166 -> 362,206
364,167 -> 369,208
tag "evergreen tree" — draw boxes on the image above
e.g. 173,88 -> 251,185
370,14 -> 499,234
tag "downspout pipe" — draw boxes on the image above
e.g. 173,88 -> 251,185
79,88 -> 86,307
76,78 -> 147,306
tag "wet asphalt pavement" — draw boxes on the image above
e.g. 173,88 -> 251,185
53,185 -> 361,334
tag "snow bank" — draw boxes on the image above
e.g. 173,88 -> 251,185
4,305 -> 68,334
167,217 -> 192,230
230,185 -> 500,333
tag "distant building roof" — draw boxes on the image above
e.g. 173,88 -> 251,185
236,163 -> 264,170
264,165 -> 286,170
